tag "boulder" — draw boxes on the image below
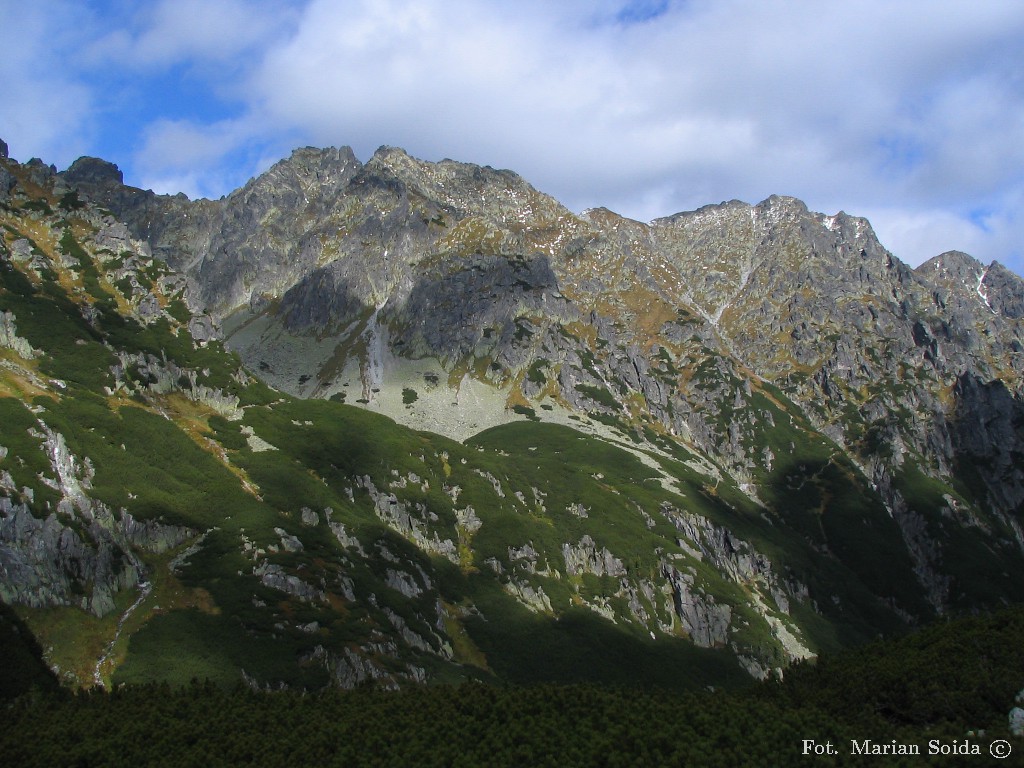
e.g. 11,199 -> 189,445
1010,707 -> 1024,737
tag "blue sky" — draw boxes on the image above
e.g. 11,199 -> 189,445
2,0 -> 1023,273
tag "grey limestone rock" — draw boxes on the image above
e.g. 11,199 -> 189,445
117,510 -> 194,554
254,561 -> 323,602
274,527 -> 304,553
385,568 -> 422,598
1011,707 -> 1024,737
950,374 -> 1024,514
0,311 -> 39,359
92,220 -> 136,253
660,563 -> 731,647
324,510 -> 366,555
24,158 -> 56,187
1011,689 -> 1024,736
111,351 -> 242,418
658,502 -> 783,592
331,647 -> 393,689
561,535 -> 626,578
188,314 -> 220,344
455,505 -> 482,533
356,475 -> 458,562
504,578 -> 553,613
0,420 -> 202,618
135,292 -> 161,321
300,507 -> 320,526
8,238 -> 45,274
0,497 -> 142,617
982,262 -> 1024,319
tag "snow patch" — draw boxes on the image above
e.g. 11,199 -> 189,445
976,268 -> 995,313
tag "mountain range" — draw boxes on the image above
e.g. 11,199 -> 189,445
1,137 -> 1022,690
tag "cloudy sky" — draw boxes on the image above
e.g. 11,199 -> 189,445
2,0 -> 1022,272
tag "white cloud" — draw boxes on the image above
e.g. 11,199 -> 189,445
902,76 -> 1024,202
93,0 -> 299,68
3,0 -> 1023,273
868,209 -> 993,265
249,0 -> 777,205
131,117 -> 267,199
0,3 -> 96,165
245,1 -> 1024,233
135,119 -> 244,170
867,193 -> 1023,274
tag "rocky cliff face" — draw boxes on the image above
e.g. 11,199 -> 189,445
1,140 -> 1021,691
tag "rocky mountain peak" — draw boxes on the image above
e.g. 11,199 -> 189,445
288,144 -> 359,168
915,250 -> 1024,319
362,146 -> 568,232
579,206 -> 642,228
918,250 -> 984,281
755,193 -> 809,218
240,145 -> 362,202
62,156 -> 124,186
979,261 -> 1024,319
368,144 -> 416,167
650,198 -> 750,229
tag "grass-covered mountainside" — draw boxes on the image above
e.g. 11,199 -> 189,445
65,142 -> 1024,625
1,139 -> 1023,711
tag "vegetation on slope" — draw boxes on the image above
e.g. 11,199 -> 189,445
2,148 -> 1023,745
2,163 -> 801,687
2,606 -> 1022,767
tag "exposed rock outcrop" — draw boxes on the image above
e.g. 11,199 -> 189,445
0,311 -> 39,359
1011,688 -> 1024,737
0,495 -> 191,617
356,475 -> 458,563
110,351 -> 242,418
660,563 -> 731,647
562,536 -> 626,578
